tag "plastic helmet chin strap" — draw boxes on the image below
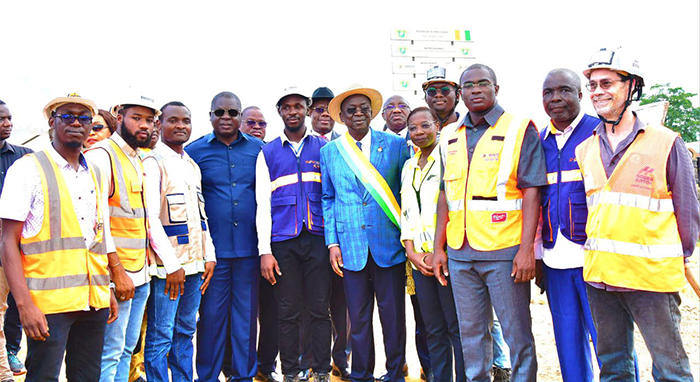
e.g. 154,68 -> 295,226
597,77 -> 640,134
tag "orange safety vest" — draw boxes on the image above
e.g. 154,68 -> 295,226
443,112 -> 531,251
19,151 -> 110,314
576,125 -> 685,292
103,139 -> 148,272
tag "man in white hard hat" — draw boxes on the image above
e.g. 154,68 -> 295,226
575,47 -> 698,380
85,92 -> 160,382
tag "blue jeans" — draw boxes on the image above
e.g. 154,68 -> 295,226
586,285 -> 692,382
492,314 -> 511,369
145,274 -> 203,382
101,283 -> 150,382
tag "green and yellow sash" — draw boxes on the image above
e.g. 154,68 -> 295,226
337,133 -> 400,227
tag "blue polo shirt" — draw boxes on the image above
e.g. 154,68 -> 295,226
186,131 -> 264,258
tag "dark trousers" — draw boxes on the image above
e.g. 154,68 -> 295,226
257,278 -> 279,374
410,294 -> 431,373
272,230 -> 332,375
4,293 -> 22,354
25,308 -> 108,382
344,255 -> 406,382
413,270 -> 465,382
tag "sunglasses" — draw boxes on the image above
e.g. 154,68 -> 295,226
244,120 -> 268,128
383,104 -> 410,113
55,114 -> 93,125
344,105 -> 372,116
425,86 -> 453,97
313,107 -> 329,114
211,108 -> 240,118
91,124 -> 106,132
585,79 -> 626,92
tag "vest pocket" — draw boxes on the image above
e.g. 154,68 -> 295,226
166,193 -> 188,224
541,196 -> 553,243
271,195 -> 297,237
307,192 -> 324,229
569,191 -> 588,241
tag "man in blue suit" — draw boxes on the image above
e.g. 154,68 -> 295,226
321,86 -> 411,382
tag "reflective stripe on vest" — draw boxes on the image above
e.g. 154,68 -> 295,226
576,125 -> 684,292
443,112 -> 530,251
19,150 -> 110,314
547,169 -> 582,185
104,139 -> 148,272
270,172 -> 321,192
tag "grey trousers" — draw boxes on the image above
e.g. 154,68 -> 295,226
448,258 -> 537,382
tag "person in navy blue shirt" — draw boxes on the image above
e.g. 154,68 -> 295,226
186,91 -> 264,382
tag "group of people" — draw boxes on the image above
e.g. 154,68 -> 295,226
0,45 -> 696,382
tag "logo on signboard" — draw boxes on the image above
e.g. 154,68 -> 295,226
401,81 -> 409,88
399,47 -> 407,54
397,30 -> 406,38
491,212 -> 507,223
461,48 -> 470,56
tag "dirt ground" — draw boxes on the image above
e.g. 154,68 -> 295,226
13,258 -> 700,381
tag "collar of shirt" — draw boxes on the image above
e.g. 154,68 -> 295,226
544,112 -> 585,140
111,133 -> 141,159
205,130 -> 251,145
153,143 -> 189,161
408,146 -> 440,170
280,126 -> 311,145
462,103 -> 505,129
0,141 -> 17,155
47,143 -> 89,172
383,124 -> 407,137
350,129 -> 372,158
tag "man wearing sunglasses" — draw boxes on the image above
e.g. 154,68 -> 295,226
575,47 -> 697,381
381,95 -> 411,139
422,66 -> 460,133
86,92 -> 159,382
309,87 -> 340,141
240,106 -> 267,141
0,93 -> 118,381
433,64 -> 546,381
186,91 -> 265,382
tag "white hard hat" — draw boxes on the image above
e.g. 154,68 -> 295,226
583,47 -> 644,86
422,66 -> 458,90
111,90 -> 160,117
276,86 -> 310,107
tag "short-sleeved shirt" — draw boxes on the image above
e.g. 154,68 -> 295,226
0,141 -> 33,196
185,131 -> 264,258
441,103 -> 548,261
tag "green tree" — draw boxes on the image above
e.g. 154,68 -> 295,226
640,83 -> 700,142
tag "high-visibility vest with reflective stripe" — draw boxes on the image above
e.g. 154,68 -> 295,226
575,125 -> 684,292
144,151 -> 208,277
19,151 -> 110,314
443,112 -> 531,251
539,114 -> 599,248
102,138 -> 148,272
261,134 -> 326,242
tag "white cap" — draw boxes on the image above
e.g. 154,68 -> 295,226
276,86 -> 310,107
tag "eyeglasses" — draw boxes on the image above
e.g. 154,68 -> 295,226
408,122 -> 435,131
345,105 -> 372,116
383,104 -> 410,113
54,114 -> 93,125
211,108 -> 240,118
313,107 -> 329,114
244,120 -> 267,128
461,81 -> 493,91
425,86 -> 453,97
585,79 -> 626,92
91,124 -> 106,132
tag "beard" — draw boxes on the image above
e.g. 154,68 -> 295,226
65,140 -> 83,149
285,123 -> 303,133
120,122 -> 151,149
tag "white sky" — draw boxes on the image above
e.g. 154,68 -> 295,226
2,0 -> 699,149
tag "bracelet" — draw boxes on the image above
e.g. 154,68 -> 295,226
109,262 -> 121,269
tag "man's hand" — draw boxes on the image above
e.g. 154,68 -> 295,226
432,249 -> 449,286
329,246 -> 344,277
200,261 -> 216,295
18,303 -> 49,341
261,254 -> 281,285
165,268 -> 186,300
111,264 -> 135,301
407,250 -> 434,277
512,246 -> 536,283
108,290 -> 119,324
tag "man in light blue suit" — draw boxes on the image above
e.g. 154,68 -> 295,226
321,86 -> 411,382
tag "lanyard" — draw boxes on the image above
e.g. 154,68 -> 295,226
411,159 -> 435,214
289,139 -> 305,157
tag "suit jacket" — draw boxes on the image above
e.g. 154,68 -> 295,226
321,129 -> 411,271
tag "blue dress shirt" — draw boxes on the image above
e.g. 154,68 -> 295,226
185,131 -> 264,258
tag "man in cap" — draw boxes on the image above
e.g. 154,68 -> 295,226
240,106 -> 268,141
186,91 -> 264,382
423,66 -> 461,133
307,86 -> 350,379
85,91 -> 158,382
575,47 -> 697,380
309,87 -> 340,141
321,85 -> 411,382
256,86 -> 332,382
0,99 -> 32,379
433,64 -> 546,381
0,93 -> 118,381
141,101 -> 217,381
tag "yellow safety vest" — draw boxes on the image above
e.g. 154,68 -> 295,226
19,151 -> 110,314
103,139 -> 148,272
443,113 -> 530,251
576,125 -> 685,292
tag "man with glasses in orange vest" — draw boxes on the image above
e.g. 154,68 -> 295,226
433,64 -> 546,381
0,93 -> 118,381
576,47 -> 698,381
86,92 -> 159,382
